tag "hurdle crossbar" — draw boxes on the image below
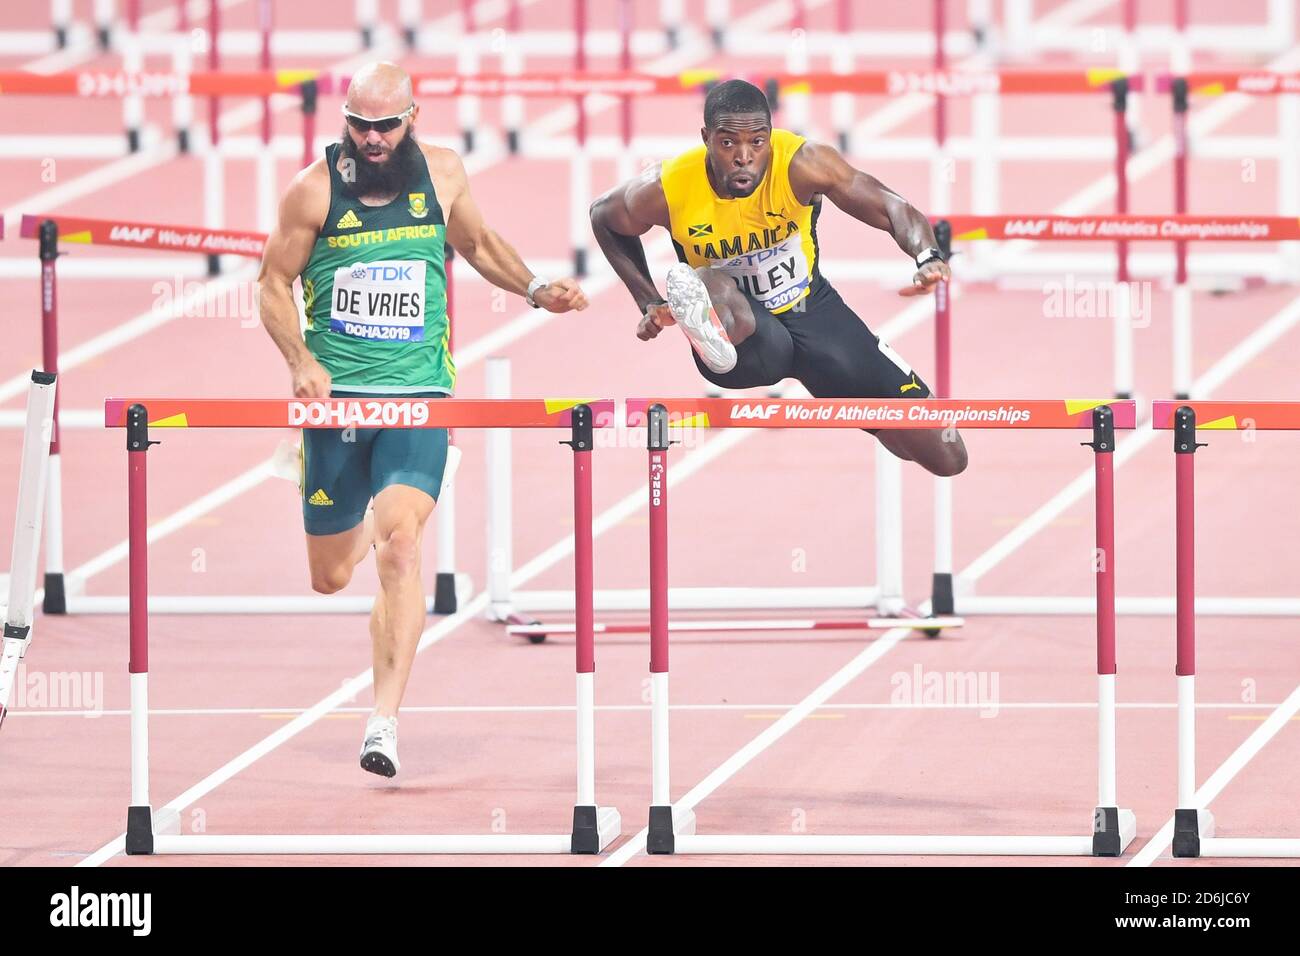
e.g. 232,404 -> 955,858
107,397 -> 621,856
1155,401 -> 1300,859
632,398 -> 1136,857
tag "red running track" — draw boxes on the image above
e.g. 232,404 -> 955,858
1,0 -> 1298,867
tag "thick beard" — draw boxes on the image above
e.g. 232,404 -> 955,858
339,126 -> 422,199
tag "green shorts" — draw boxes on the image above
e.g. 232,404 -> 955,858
300,390 -> 449,536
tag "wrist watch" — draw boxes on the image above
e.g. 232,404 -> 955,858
525,276 -> 550,308
915,247 -> 945,269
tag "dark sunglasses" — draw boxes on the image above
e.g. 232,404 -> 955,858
342,104 -> 414,134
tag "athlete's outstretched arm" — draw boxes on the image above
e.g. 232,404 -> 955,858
257,162 -> 333,398
789,140 -> 951,297
438,151 -> 587,313
589,166 -> 678,339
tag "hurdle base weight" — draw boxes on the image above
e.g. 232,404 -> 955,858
1172,807 -> 1216,858
570,805 -> 622,854
42,571 -> 66,615
647,805 -> 696,855
1090,806 -> 1137,857
125,805 -> 154,855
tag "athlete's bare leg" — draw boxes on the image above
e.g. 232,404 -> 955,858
876,428 -> 968,477
306,507 -> 376,593
369,483 -> 435,717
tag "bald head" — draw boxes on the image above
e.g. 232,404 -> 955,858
346,61 -> 413,118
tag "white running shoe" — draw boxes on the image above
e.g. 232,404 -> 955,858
359,714 -> 400,777
666,263 -> 737,374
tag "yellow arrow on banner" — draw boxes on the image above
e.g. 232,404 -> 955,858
1064,399 -> 1111,416
955,228 -> 988,241
544,399 -> 599,415
1198,415 -> 1238,430
1193,82 -> 1226,97
274,70 -> 320,88
150,413 -> 189,428
1085,68 -> 1126,86
62,231 -> 93,244
669,412 -> 710,429
679,69 -> 721,89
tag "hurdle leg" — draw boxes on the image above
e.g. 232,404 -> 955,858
1,373 -> 57,725
645,405 -> 695,853
874,445 -> 905,617
125,405 -> 156,855
1087,406 -> 1136,856
38,221 -> 67,615
566,406 -> 621,852
1171,406 -> 1214,857
930,230 -> 955,621
484,358 -> 519,624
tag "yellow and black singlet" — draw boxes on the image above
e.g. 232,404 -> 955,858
660,128 -> 821,314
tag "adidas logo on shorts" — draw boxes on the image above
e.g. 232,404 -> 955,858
308,488 -> 334,506
336,209 -> 363,230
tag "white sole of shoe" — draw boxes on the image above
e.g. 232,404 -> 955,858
666,264 -> 737,374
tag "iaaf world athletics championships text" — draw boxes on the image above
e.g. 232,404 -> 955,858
725,403 -> 1033,425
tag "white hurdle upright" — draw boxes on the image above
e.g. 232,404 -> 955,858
1162,402 -> 1300,859
0,373 -> 58,726
637,398 -> 1135,858
483,358 -> 912,637
117,397 -> 620,857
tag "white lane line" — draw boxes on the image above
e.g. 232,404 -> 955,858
600,626 -> 915,867
1128,680 -> 1300,866
12,700 -> 1284,719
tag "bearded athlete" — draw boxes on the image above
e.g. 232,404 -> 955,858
590,79 -> 967,477
258,62 -> 588,777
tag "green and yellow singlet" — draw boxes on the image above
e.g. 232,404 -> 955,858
660,128 -> 820,314
300,142 -> 455,394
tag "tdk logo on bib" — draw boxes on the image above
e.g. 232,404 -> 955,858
331,259 -> 427,342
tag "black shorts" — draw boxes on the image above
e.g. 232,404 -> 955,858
692,279 -> 931,400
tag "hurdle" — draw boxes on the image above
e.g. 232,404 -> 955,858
0,373 -> 58,729
936,214 -> 1300,401
931,215 -> 1300,621
481,358 -> 932,640
632,397 -> 1136,857
1160,71 -> 1300,298
6,214 -> 467,617
1002,0 -> 1295,59
1154,400 -> 1300,859
107,395 -> 621,856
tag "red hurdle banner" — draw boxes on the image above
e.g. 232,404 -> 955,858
943,215 -> 1300,242
1151,402 -> 1300,860
1151,401 -> 1300,431
0,68 -> 1137,100
117,399 -> 620,856
0,70 -> 331,97
1153,72 -> 1300,95
628,400 -> 1135,858
19,214 -> 266,258
104,398 -> 615,430
624,398 -> 1136,430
